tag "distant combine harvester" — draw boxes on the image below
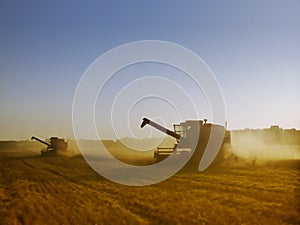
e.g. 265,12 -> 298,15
31,136 -> 68,156
141,118 -> 232,170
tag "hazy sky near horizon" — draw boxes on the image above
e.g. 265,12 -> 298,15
0,0 -> 299,140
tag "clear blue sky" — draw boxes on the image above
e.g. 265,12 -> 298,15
0,0 -> 299,140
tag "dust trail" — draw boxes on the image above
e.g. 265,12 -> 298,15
230,130 -> 300,164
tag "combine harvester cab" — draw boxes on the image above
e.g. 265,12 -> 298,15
31,136 -> 68,156
141,118 -> 231,170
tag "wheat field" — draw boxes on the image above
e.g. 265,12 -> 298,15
0,150 -> 299,225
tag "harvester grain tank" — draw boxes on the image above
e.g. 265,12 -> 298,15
141,118 -> 231,169
31,136 -> 68,156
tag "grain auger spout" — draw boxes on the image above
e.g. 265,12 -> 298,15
31,136 -> 51,147
141,118 -> 180,140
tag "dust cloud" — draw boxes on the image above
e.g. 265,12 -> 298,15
231,130 -> 300,164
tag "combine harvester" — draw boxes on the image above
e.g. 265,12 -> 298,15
141,118 -> 232,170
31,136 -> 68,156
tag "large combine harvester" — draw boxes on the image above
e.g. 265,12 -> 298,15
31,136 -> 68,156
141,118 -> 231,170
